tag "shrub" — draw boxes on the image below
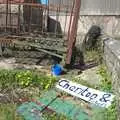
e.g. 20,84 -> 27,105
0,69 -> 57,90
97,65 -> 112,92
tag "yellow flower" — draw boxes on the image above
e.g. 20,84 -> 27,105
27,77 -> 31,80
45,84 -> 49,89
17,74 -> 21,78
24,73 -> 27,76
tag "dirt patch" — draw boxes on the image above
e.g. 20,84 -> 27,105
0,86 -> 41,104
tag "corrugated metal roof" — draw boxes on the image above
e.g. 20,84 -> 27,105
80,0 -> 120,15
0,0 -> 120,15
49,0 -> 120,15
49,0 -> 73,6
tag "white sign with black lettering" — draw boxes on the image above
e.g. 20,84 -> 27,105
56,79 -> 115,108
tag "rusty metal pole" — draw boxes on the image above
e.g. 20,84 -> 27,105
5,0 -> 9,32
17,0 -> 21,34
66,0 -> 81,65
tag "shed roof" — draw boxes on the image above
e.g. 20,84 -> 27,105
80,0 -> 120,15
0,0 -> 120,15
49,0 -> 120,15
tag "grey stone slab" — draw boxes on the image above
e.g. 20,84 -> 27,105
104,38 -> 120,120
75,66 -> 102,86
105,39 -> 120,60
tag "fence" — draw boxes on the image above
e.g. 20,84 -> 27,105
0,0 -> 81,65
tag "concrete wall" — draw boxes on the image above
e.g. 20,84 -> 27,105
104,38 -> 120,120
80,0 -> 120,15
76,16 -> 120,45
49,15 -> 120,39
77,16 -> 120,37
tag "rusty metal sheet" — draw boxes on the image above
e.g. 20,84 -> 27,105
80,0 -> 120,15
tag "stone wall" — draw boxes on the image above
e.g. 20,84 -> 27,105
55,15 -> 120,37
104,38 -> 120,120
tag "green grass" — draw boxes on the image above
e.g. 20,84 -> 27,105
96,65 -> 117,120
84,49 -> 103,64
0,104 -> 24,120
0,69 -> 57,89
43,113 -> 71,120
97,65 -> 112,92
72,64 -> 116,120
0,46 -> 116,120
75,41 -> 117,120
0,69 -> 58,120
0,103 -> 70,120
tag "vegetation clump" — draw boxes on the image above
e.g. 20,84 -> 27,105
0,69 -> 58,120
97,65 -> 112,92
0,69 -> 57,90
96,65 -> 117,120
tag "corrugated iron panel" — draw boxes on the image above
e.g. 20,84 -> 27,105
49,0 -> 120,15
0,0 -> 120,15
80,0 -> 120,15
49,0 -> 73,6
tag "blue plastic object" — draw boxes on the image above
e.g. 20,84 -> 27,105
37,0 -> 48,5
51,64 -> 63,76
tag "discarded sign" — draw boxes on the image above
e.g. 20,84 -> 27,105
56,79 -> 115,108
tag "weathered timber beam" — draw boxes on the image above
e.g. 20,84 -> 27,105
13,41 -> 66,52
7,35 -> 65,42
13,41 -> 64,59
35,48 -> 63,59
